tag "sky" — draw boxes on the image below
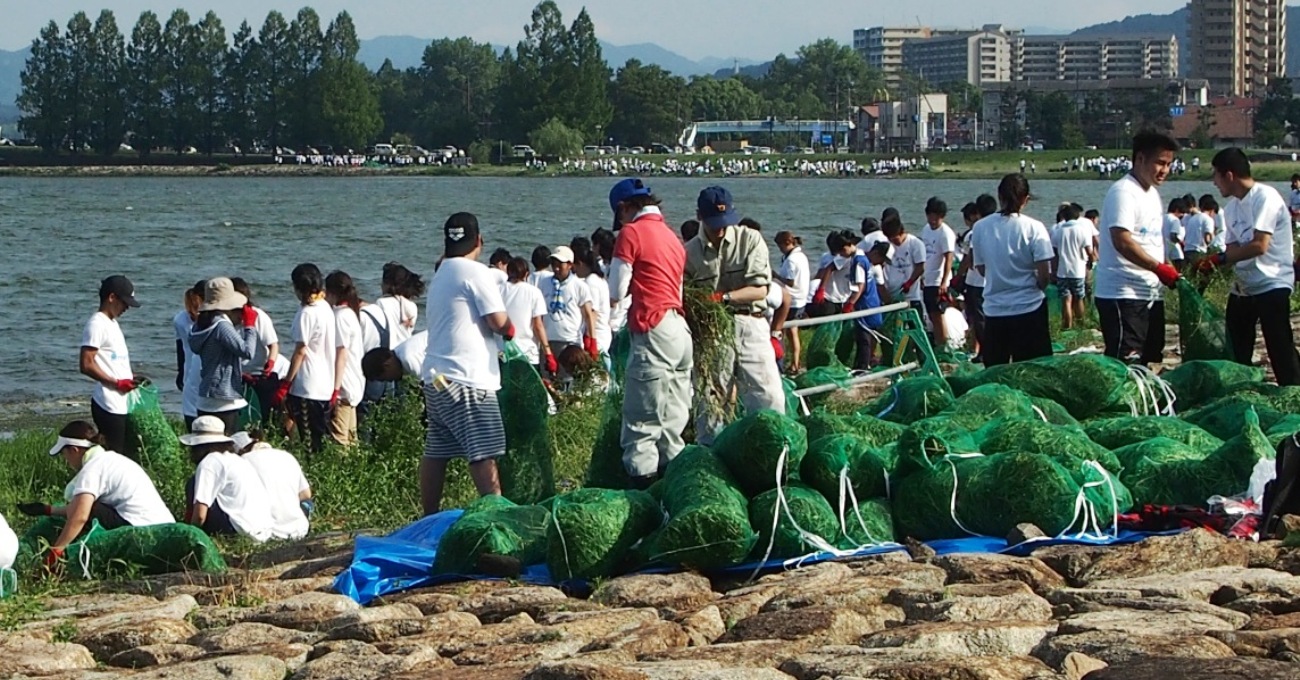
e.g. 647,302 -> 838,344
2,0 -> 1201,59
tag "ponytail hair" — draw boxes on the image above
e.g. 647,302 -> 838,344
997,174 -> 1030,216
326,270 -> 363,318
58,420 -> 105,448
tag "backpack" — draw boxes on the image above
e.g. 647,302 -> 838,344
1261,433 -> 1300,539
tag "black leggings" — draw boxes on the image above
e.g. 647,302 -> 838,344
1227,290 -> 1300,386
288,395 -> 329,454
91,400 -> 133,461
185,477 -> 238,536
853,326 -> 878,371
983,302 -> 1053,366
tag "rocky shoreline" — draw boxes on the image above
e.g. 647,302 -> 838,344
5,529 -> 1300,679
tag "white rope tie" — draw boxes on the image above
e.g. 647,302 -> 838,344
552,498 -> 574,579
1056,460 -> 1121,540
943,453 -> 990,537
1032,405 -> 1049,423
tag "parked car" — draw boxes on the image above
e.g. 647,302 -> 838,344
513,145 -> 537,158
373,143 -> 396,157
649,143 -> 674,155
628,146 -> 646,155
583,145 -> 600,155
598,145 -> 616,156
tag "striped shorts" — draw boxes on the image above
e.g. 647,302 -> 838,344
422,379 -> 506,463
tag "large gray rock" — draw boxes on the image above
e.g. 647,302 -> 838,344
290,644 -> 449,680
892,581 -> 1053,623
679,605 -> 726,646
719,607 -> 899,645
461,586 -> 573,623
1082,657 -> 1300,680
643,640 -> 805,668
25,594 -> 197,638
851,559 -> 949,588
189,622 -> 323,651
76,617 -> 198,660
1056,594 -> 1252,629
107,643 -> 205,669
523,660 -> 650,680
1059,608 -> 1244,636
592,573 -> 718,612
1208,627 -> 1300,657
1035,530 -> 1249,586
0,635 -> 97,676
243,592 -> 362,631
1087,567 -> 1300,602
582,621 -> 690,657
861,621 -> 1058,657
933,554 -> 1067,593
126,655 -> 288,680
1035,631 -> 1237,667
759,576 -> 908,615
632,661 -> 797,680
779,646 -> 1054,680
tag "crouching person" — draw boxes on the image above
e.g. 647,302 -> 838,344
181,416 -> 274,542
19,420 -> 175,568
233,431 -> 312,540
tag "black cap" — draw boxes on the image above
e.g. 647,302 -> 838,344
444,212 -> 481,258
99,275 -> 140,308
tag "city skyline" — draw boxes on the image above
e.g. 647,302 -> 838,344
2,0 -> 1210,59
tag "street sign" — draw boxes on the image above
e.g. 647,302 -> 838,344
821,134 -> 834,146
1170,106 -> 1185,117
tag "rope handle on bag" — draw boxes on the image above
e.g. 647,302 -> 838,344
1056,460 -> 1121,541
943,453 -> 990,538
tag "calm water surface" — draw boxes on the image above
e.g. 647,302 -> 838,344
0,175 -> 1261,421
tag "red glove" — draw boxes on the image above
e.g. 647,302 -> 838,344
901,280 -> 915,294
544,352 -> 559,375
330,390 -> 340,410
43,546 -> 65,570
272,381 -> 291,408
842,301 -> 855,314
114,379 -> 136,394
262,359 -> 276,377
583,336 -> 599,361
1196,253 -> 1227,274
1154,263 -> 1182,288
500,321 -> 516,342
241,304 -> 258,328
771,336 -> 785,361
711,291 -> 726,304
812,287 -> 826,305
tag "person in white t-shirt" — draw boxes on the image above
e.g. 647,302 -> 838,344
276,264 -> 337,455
921,197 -> 957,347
231,278 -> 281,428
538,246 -> 599,376
1050,203 -> 1097,330
500,257 -> 557,375
80,275 -> 142,459
528,246 -> 554,288
181,416 -> 274,541
952,195 -> 997,361
1095,132 -> 1183,364
325,272 -> 366,446
19,420 -> 176,569
0,511 -> 16,573
362,331 -> 429,386
488,248 -> 512,286
174,281 -> 205,430
572,238 -> 613,356
420,212 -> 516,515
1164,197 -> 1188,270
1289,174 -> 1300,225
775,231 -> 810,373
1199,148 -> 1300,385
881,216 -> 927,312
1184,194 -> 1218,270
376,263 -> 424,347
233,431 -> 312,541
971,175 -> 1056,366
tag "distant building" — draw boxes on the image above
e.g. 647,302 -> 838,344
981,79 -> 1209,147
1012,34 -> 1179,82
854,26 -> 972,93
901,26 -> 1014,90
1188,0 -> 1287,98
1170,97 -> 1260,148
853,94 -> 948,153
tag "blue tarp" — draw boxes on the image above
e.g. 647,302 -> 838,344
332,510 -> 1185,605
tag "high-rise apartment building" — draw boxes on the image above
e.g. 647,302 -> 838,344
854,26 -> 971,93
900,26 -> 1014,89
1012,34 -> 1179,82
1188,0 -> 1287,97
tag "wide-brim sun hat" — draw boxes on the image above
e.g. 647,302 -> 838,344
198,277 -> 248,312
179,415 -> 234,447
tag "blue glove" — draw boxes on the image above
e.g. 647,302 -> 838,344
300,499 -> 316,519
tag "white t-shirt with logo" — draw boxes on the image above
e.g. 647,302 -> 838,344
1164,214 -> 1186,261
539,274 -> 594,346
82,312 -> 133,415
824,255 -> 867,303
1185,213 -> 1216,253
779,248 -> 811,309
173,310 -> 202,418
884,234 -> 926,302
585,274 -> 613,353
243,446 -> 310,541
290,299 -> 338,401
971,213 -> 1055,318
333,307 -> 365,407
396,332 -> 428,378
1052,220 -> 1095,281
192,451 -> 274,542
0,511 -> 16,570
66,448 -> 175,527
1224,182 -> 1296,296
423,258 -> 507,392
500,282 -> 549,364
1096,174 -> 1166,301
243,308 -> 279,375
921,223 -> 957,287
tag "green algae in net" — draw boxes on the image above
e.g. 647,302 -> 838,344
802,409 -> 904,450
1084,417 -> 1223,453
800,435 -> 890,505
939,383 -> 1040,431
546,488 -> 662,580
1030,397 -> 1080,427
650,445 -> 756,570
497,348 -> 556,504
805,320 -> 847,370
865,376 -> 955,424
684,287 -> 737,423
1110,437 -> 1208,473
1121,407 -> 1275,506
1162,360 -> 1264,410
748,484 -> 840,559
712,410 -> 808,496
433,496 -> 550,576
946,354 -> 1135,420
1176,279 -> 1234,362
975,419 -> 1123,475
840,497 -> 896,547
18,518 -> 225,577
894,416 -> 980,478
584,387 -> 631,490
126,383 -> 182,463
793,365 -> 853,400
1181,394 -> 1286,441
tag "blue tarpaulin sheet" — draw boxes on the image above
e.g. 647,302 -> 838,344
332,510 -> 1186,606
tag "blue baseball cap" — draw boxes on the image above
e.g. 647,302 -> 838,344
609,178 -> 652,214
697,186 -> 737,230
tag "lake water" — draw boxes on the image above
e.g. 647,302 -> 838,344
0,174 -> 1254,422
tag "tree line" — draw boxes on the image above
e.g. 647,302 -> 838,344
17,1 -> 889,158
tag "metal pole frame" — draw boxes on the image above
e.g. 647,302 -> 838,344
791,361 -> 921,399
783,302 -> 912,329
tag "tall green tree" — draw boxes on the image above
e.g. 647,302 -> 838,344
414,37 -> 500,147
559,9 -> 613,141
609,59 -> 687,145
17,21 -> 69,153
255,11 -> 292,150
688,76 -> 763,121
224,21 -> 258,152
125,11 -> 165,157
87,10 -> 127,156
374,59 -> 414,143
287,7 -> 324,146
194,11 -> 227,154
161,9 -> 200,153
499,1 -> 569,141
316,12 -> 381,150
529,116 -> 584,156
63,11 -> 96,154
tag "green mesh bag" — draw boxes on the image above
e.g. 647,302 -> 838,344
498,345 -> 556,504
584,388 -> 630,490
1176,279 -> 1233,361
1111,437 -> 1208,473
1163,360 -> 1264,410
1181,394 -> 1286,440
433,496 -> 550,576
1265,386 -> 1300,415
19,518 -> 226,577
840,497 -> 896,547
1084,417 -> 1223,453
894,416 -> 980,478
801,435 -> 890,504
865,376 -> 956,424
1268,415 -> 1300,448
748,484 -> 840,559
712,410 -> 808,496
126,383 -> 182,463
783,377 -> 804,418
1030,397 -> 1080,427
651,445 -> 756,570
947,355 -> 1135,419
939,384 -> 1038,431
802,409 -> 904,451
793,365 -> 854,399
546,488 -> 661,580
1121,408 -> 1274,506
975,419 -> 1123,474
805,320 -> 847,370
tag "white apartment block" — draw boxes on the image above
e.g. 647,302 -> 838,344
900,26 -> 1014,89
1012,34 -> 1179,82
1188,0 -> 1287,98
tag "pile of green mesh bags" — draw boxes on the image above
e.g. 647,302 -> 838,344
947,354 -> 1144,420
645,445 -> 757,569
1118,407 -> 1275,506
433,496 -> 550,576
19,518 -> 226,577
547,488 -> 662,580
497,352 -> 556,504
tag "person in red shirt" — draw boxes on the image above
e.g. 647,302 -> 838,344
607,178 -> 695,488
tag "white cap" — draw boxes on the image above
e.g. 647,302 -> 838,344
549,246 -> 575,264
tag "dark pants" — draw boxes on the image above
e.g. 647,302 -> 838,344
185,477 -> 238,536
251,375 -> 283,428
197,409 -> 239,435
964,286 -> 986,348
1227,289 -> 1300,386
91,400 -> 132,460
853,325 -> 879,371
1097,298 -> 1166,364
805,301 -> 839,318
287,395 -> 329,454
90,502 -> 129,530
983,302 -> 1053,366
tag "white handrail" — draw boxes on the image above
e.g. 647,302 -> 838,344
791,362 -> 920,398
783,302 -> 911,329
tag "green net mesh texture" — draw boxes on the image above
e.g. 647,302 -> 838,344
1181,394 -> 1286,440
865,376 -> 956,424
1268,415 -> 1300,448
793,366 -> 854,409
1259,385 -> 1300,414
802,409 -> 904,451
894,416 -> 980,478
1162,360 -> 1265,410
19,518 -> 226,577
805,321 -> 847,370
712,410 -> 809,497
433,496 -> 551,576
126,384 -> 183,463
497,354 -> 557,504
1122,408 -> 1275,506
1111,437 -> 1208,472
1030,397 -> 1081,427
546,488 -> 661,581
1177,279 -> 1234,361
840,497 -> 896,548
947,355 -> 1134,420
650,445 -> 756,570
1084,417 -> 1224,453
748,484 -> 840,559
939,384 -> 1038,431
801,435 -> 890,505
584,388 -> 631,490
975,419 -> 1123,475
